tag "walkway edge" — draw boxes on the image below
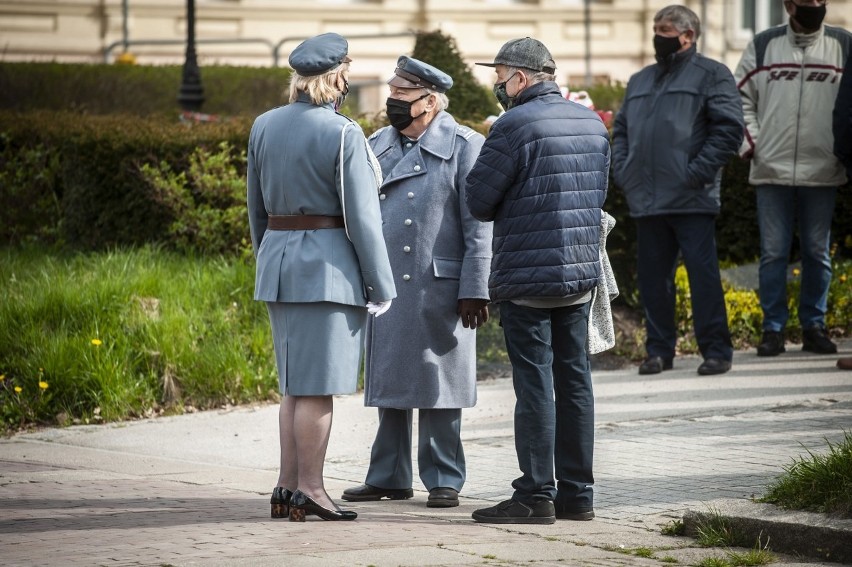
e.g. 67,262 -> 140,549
684,498 -> 852,564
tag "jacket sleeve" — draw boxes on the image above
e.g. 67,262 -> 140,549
734,41 -> 759,158
463,127 -> 516,222
337,123 -> 397,303
833,57 -> 852,179
456,133 -> 493,300
686,64 -> 745,187
610,90 -> 630,190
246,124 -> 267,257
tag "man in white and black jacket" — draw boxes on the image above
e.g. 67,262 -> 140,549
735,0 -> 851,358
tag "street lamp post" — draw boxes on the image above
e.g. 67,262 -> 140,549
177,0 -> 205,111
584,0 -> 592,87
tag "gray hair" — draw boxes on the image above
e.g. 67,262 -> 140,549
654,5 -> 702,41
506,66 -> 555,87
428,90 -> 450,112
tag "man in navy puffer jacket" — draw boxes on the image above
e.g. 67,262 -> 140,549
465,37 -> 610,525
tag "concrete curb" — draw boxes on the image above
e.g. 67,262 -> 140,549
684,498 -> 852,564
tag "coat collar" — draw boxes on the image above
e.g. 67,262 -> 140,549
371,110 -> 457,161
513,81 -> 561,107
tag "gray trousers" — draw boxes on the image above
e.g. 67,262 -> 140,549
364,407 -> 466,492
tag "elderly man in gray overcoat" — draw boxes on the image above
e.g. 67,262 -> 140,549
341,56 -> 492,508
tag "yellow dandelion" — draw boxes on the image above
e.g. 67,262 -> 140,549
91,339 -> 102,346
0,374 -> 5,381
14,386 -> 22,393
841,275 -> 848,283
39,381 -> 48,390
792,268 -> 801,277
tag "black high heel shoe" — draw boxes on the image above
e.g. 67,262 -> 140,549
270,487 -> 293,519
288,489 -> 357,522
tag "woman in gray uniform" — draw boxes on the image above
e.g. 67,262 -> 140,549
247,33 -> 395,522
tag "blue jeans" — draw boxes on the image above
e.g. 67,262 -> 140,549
756,185 -> 837,332
499,300 -> 594,509
635,215 -> 733,361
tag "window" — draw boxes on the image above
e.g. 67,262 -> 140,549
740,0 -> 785,35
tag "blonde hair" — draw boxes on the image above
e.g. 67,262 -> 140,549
288,62 -> 350,105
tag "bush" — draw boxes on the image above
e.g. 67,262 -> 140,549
0,62 -> 291,117
411,30 -> 500,122
0,110 -> 251,249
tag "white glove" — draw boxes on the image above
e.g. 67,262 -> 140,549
366,300 -> 392,317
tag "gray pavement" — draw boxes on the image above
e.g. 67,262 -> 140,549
1,340 -> 851,566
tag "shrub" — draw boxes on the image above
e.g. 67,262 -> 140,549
411,30 -> 500,122
139,141 -> 251,256
0,62 -> 291,117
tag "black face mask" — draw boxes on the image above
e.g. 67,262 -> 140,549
386,93 -> 429,131
492,72 -> 518,111
334,79 -> 349,111
792,4 -> 826,31
654,34 -> 683,62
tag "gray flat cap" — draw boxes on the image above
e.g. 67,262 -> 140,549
289,33 -> 351,76
476,37 -> 556,73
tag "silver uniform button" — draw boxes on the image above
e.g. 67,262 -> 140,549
379,194 -> 386,200
404,219 -> 412,226
407,192 -> 414,199
403,246 -> 411,253
413,165 -> 421,172
403,274 -> 411,281
405,142 -> 412,148
367,286 -> 374,291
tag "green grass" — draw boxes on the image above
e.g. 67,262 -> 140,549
694,509 -> 738,548
0,246 -> 277,431
760,431 -> 852,518
661,519 -> 686,536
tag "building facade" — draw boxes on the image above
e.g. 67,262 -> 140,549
1,0 -> 849,111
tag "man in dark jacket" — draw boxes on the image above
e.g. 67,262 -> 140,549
465,37 -> 610,524
612,4 -> 743,377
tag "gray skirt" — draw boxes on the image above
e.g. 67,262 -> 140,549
266,301 -> 367,396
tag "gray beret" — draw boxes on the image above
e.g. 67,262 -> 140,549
289,33 -> 351,77
388,56 -> 453,93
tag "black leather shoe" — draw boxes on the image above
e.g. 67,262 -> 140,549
427,487 -> 459,508
288,490 -> 357,522
802,327 -> 837,354
270,486 -> 293,519
697,358 -> 731,375
638,356 -> 673,375
756,331 -> 785,357
341,483 -> 414,502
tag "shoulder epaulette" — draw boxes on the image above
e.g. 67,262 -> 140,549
456,125 -> 478,140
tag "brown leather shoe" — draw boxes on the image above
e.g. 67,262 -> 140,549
837,357 -> 852,370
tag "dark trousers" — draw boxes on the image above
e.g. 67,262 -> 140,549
500,300 -> 594,510
635,214 -> 733,361
364,408 -> 465,491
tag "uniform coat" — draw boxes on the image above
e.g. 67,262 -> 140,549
247,93 -> 396,394
364,111 -> 492,409
247,93 -> 395,306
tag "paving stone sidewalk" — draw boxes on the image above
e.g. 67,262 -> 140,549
1,343 -> 851,566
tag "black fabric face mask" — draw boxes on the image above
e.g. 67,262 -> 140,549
654,34 -> 683,62
492,72 -> 518,111
792,4 -> 826,31
334,79 -> 349,111
386,93 -> 429,131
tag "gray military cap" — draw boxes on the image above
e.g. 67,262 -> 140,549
388,56 -> 453,93
476,37 -> 556,73
289,33 -> 352,76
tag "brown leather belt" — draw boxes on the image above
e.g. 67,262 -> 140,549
267,215 -> 345,230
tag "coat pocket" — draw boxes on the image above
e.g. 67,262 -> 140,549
432,257 -> 462,279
